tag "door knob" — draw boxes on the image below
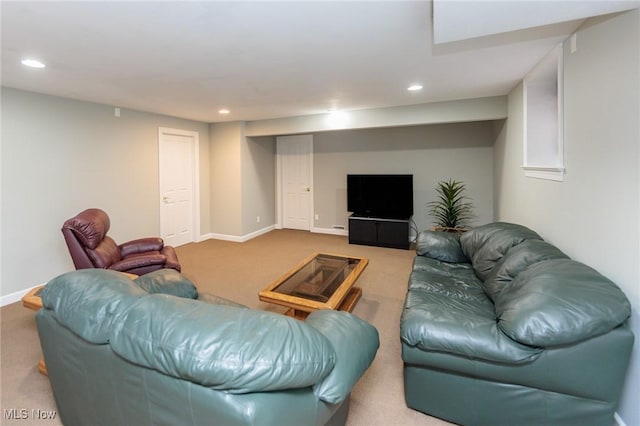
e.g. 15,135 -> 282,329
305,187 -> 311,192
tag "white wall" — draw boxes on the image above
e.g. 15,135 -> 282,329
493,10 -> 639,425
0,88 -> 211,300
313,122 -> 495,235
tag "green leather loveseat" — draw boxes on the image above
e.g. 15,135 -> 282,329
400,222 -> 634,426
36,269 -> 379,426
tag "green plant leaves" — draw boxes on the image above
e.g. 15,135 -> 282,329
427,179 -> 474,229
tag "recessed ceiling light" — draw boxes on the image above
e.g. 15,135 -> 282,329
21,58 -> 46,68
407,84 -> 423,91
327,110 -> 348,129
218,109 -> 230,115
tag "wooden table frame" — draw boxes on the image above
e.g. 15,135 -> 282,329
259,252 -> 368,319
22,285 -> 48,375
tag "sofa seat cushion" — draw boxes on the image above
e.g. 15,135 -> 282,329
460,222 -> 542,280
401,287 -> 541,363
496,259 -> 632,347
412,256 -> 473,278
408,270 -> 485,302
110,294 -> 336,393
483,240 -> 569,302
415,231 -> 468,263
402,268 -> 541,363
41,269 -> 147,344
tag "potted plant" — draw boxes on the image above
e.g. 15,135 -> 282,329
427,179 -> 474,233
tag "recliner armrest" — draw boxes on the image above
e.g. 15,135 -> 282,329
160,246 -> 181,271
120,237 -> 164,257
109,253 -> 167,272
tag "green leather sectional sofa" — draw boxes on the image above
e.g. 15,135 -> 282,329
401,222 -> 634,426
36,269 -> 379,426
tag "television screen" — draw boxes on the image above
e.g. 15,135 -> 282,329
347,174 -> 413,219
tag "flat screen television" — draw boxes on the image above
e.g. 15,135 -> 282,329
347,174 -> 413,219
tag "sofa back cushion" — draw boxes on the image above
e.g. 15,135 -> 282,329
495,259 -> 631,347
110,295 -> 336,393
483,240 -> 569,301
460,222 -> 542,281
41,269 -> 147,343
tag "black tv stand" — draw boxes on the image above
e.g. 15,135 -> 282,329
348,215 -> 411,250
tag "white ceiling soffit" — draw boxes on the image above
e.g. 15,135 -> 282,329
433,0 -> 640,44
2,1 -> 638,123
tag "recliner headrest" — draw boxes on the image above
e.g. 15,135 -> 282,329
63,208 -> 110,249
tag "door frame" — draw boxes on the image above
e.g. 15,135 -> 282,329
276,135 -> 313,230
158,127 -> 201,244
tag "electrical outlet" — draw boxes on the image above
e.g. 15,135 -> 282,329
256,216 -> 260,223
315,214 -> 319,220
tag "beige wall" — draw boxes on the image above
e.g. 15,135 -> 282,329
241,136 -> 276,234
493,10 -> 639,424
1,87 -> 210,297
209,122 -> 243,236
313,122 -> 495,235
209,123 -> 276,239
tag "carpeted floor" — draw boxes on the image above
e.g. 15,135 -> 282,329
0,229 -> 452,425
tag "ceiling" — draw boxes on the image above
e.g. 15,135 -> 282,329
2,1 -> 637,123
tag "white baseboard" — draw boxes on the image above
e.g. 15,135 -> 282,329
199,225 -> 276,243
311,226 -> 349,236
1,283 -> 43,307
200,225 -> 348,242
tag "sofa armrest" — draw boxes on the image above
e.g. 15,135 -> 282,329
305,310 -> 379,404
40,269 -> 147,344
416,231 -> 468,264
120,237 -> 164,257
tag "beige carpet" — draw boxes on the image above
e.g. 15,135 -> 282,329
0,229 -> 452,426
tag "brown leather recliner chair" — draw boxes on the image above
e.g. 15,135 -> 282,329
62,208 -> 181,276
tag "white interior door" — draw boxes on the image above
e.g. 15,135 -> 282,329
159,128 -> 199,247
278,135 -> 312,231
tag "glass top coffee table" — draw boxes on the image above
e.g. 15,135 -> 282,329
259,252 -> 369,319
